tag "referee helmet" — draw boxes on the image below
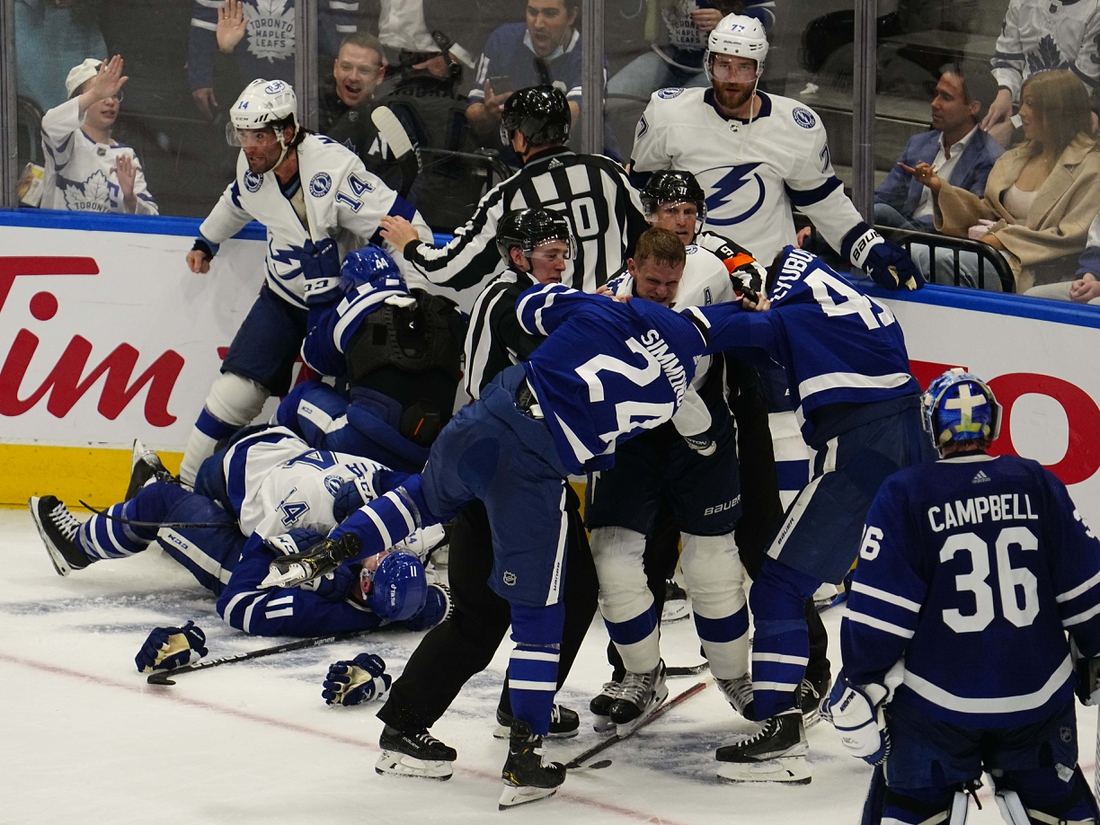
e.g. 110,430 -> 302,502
499,85 -> 571,147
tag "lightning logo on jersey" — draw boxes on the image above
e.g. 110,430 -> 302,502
699,163 -> 767,227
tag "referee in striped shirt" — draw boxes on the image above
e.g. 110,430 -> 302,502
378,85 -> 648,295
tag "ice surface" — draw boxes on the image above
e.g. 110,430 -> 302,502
1,509 -> 1092,824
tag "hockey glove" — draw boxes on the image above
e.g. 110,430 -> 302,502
842,224 -> 925,291
332,477 -> 377,523
403,583 -> 453,632
322,652 -> 392,706
821,673 -> 890,765
683,433 -> 717,456
135,620 -> 208,673
392,523 -> 448,563
301,238 -> 342,307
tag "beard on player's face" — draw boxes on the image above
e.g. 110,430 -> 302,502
713,81 -> 754,113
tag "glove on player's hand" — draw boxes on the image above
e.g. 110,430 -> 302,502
821,673 -> 890,765
843,224 -> 925,291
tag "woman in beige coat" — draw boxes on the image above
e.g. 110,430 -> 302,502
905,69 -> 1100,293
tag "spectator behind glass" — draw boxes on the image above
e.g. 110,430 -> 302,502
874,68 -> 1004,231
319,33 -> 388,136
981,0 -> 1100,147
908,70 -> 1100,293
187,0 -> 368,120
40,56 -> 158,215
606,0 -> 775,102
1026,210 -> 1100,304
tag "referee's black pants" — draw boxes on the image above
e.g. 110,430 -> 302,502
377,488 -> 599,733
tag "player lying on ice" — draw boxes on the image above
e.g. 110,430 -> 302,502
255,244 -> 920,808
822,368 -> 1100,825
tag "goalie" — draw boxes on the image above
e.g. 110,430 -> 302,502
822,369 -> 1100,825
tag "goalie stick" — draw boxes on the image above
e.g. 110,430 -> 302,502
371,105 -> 420,199
147,629 -> 371,685
564,680 -> 710,771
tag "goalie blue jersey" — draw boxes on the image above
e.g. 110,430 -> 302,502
695,247 -> 919,447
516,284 -> 710,474
842,452 -> 1100,728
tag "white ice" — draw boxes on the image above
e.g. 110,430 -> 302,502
1,508 -> 1093,824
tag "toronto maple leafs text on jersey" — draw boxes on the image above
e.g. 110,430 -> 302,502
841,452 -> 1100,728
40,97 -> 158,215
991,0 -> 1100,100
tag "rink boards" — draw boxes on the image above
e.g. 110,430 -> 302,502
2,210 -> 1099,528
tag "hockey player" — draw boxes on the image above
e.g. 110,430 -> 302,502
822,369 -> 1100,825
258,276 -> 763,808
370,209 -> 600,789
28,430 -> 449,651
703,245 -> 935,784
179,78 -> 434,486
630,14 -> 922,292
378,85 -> 649,295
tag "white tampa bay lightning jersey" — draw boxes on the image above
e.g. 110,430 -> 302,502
992,0 -> 1100,101
220,426 -> 388,540
198,133 -> 431,309
631,88 -> 864,268
40,98 -> 158,215
842,452 -> 1100,728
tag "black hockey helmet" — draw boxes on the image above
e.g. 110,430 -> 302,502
641,170 -> 708,226
496,208 -> 576,266
499,85 -> 571,147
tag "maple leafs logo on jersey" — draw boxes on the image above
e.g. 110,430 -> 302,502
1027,34 -> 1068,75
245,0 -> 295,63
63,170 -> 111,212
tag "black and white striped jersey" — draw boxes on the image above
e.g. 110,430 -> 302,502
402,146 -> 648,295
463,267 -> 544,399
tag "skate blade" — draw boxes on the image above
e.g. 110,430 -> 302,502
29,497 -> 72,577
611,683 -> 670,737
716,756 -> 812,785
494,723 -> 579,740
802,707 -> 822,729
498,784 -> 558,810
259,562 -> 310,590
374,750 -> 453,780
592,716 -> 616,733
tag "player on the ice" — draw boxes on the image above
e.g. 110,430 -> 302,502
823,369 -> 1100,824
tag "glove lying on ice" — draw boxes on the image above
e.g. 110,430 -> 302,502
820,673 -> 890,765
322,652 -> 392,706
135,620 -> 208,673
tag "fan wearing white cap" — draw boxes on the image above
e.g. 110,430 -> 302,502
39,55 -> 158,215
630,14 -> 922,293
177,77 -> 434,488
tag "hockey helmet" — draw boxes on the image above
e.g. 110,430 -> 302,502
365,551 -> 428,622
921,368 -> 1002,452
499,85 -> 571,148
641,170 -> 708,232
705,14 -> 769,81
340,244 -> 405,296
495,208 -> 576,266
226,79 -> 300,149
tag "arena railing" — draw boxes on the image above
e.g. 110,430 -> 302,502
875,225 -> 1016,294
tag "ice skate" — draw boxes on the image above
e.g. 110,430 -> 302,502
260,533 -> 362,588
29,496 -> 94,577
499,719 -> 565,810
590,678 -> 622,732
494,703 -> 579,739
375,725 -> 457,780
715,710 -> 811,784
661,579 -> 690,622
124,439 -> 177,501
609,660 -> 668,735
716,674 -> 755,721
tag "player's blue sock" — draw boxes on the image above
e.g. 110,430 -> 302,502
749,560 -> 819,719
508,602 -> 565,737
78,482 -> 189,560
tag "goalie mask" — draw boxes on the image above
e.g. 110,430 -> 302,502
362,551 -> 428,622
641,170 -> 708,236
921,368 -> 1002,452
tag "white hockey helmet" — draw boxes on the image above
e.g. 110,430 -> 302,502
705,14 -> 769,81
227,79 -> 300,144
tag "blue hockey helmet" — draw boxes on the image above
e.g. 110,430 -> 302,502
367,551 -> 428,622
340,244 -> 405,296
921,368 -> 1002,452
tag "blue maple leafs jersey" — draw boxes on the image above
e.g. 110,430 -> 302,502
842,452 -> 1100,728
692,247 -> 918,447
516,284 -> 712,474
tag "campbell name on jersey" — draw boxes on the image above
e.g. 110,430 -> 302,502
631,88 -> 863,267
198,132 -> 426,309
221,426 -> 388,539
693,248 -> 918,446
516,284 -> 710,474
842,453 -> 1100,727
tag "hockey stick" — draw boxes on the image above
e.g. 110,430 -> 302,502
147,629 -> 372,686
667,661 -> 710,678
564,680 -> 710,771
78,500 -> 226,530
371,106 -> 421,199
